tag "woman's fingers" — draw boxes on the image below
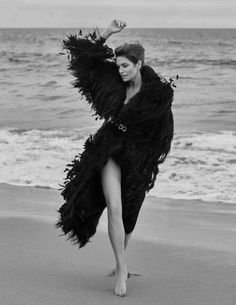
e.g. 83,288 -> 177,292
115,19 -> 120,27
108,19 -> 127,33
115,19 -> 127,28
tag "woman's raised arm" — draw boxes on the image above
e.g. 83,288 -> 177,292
62,20 -> 127,120
98,19 -> 127,40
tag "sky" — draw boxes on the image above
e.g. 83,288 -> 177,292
0,0 -> 235,28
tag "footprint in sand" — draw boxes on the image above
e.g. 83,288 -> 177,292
108,270 -> 142,278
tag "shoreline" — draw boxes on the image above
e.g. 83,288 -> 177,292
1,182 -> 236,304
1,181 -> 235,209
1,182 -> 236,251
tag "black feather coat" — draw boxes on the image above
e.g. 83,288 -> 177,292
56,31 -> 174,248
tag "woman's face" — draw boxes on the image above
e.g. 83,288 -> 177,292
116,56 -> 140,82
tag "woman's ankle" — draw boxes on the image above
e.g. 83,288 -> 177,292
116,263 -> 127,273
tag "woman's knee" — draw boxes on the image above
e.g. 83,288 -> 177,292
100,158 -> 123,216
101,157 -> 121,187
107,200 -> 123,218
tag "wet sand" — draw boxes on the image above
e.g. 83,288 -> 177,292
0,183 -> 236,305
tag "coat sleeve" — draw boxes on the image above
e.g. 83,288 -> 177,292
62,30 -> 124,120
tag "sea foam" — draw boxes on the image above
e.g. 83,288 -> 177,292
0,128 -> 235,204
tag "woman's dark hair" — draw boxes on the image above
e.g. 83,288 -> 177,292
114,43 -> 145,67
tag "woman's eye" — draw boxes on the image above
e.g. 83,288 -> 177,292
116,64 -> 128,68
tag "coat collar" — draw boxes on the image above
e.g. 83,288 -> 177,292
141,65 -> 160,84
120,65 -> 161,110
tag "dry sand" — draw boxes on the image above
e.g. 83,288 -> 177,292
0,183 -> 236,305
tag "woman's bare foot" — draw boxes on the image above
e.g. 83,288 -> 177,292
114,265 -> 128,297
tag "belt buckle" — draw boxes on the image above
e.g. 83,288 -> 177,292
118,123 -> 127,132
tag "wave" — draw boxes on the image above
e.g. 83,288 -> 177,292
38,81 -> 59,87
148,58 -> 236,68
168,40 -> 183,45
3,51 -> 62,66
167,40 -> 233,47
217,42 -> 232,47
5,49 -> 235,70
173,58 -> 236,67
0,127 -> 94,189
149,130 -> 236,204
8,57 -> 31,63
0,127 -> 235,204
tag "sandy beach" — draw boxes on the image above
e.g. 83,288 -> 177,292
0,182 -> 236,305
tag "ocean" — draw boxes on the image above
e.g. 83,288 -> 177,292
0,28 -> 235,204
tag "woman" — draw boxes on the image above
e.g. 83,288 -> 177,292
56,19 -> 174,297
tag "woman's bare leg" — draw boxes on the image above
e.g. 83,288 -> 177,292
109,232 -> 131,277
100,158 -> 128,297
124,232 -> 132,251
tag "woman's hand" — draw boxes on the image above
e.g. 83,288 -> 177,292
98,19 -> 127,41
107,19 -> 127,34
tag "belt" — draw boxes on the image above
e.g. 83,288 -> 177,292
107,117 -> 127,133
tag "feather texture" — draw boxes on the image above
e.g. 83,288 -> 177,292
56,30 -> 175,248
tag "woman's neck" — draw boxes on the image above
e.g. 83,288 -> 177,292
127,71 -> 142,89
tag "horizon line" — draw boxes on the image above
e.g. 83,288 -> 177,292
0,26 -> 235,29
